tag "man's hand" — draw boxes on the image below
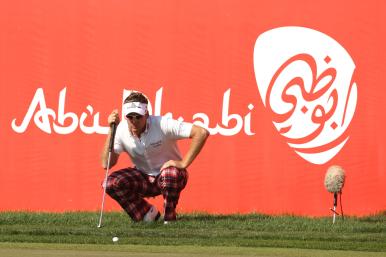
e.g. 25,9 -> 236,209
101,109 -> 120,169
161,160 -> 186,171
108,109 -> 120,125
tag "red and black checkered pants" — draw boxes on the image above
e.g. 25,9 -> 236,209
105,167 -> 188,222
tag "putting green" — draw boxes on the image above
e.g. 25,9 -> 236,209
0,243 -> 384,257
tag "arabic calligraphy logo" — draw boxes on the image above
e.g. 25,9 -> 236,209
253,26 -> 358,164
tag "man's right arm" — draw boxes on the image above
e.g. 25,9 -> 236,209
101,109 -> 120,169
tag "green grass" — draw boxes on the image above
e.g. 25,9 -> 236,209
1,243 -> 385,257
0,212 -> 385,253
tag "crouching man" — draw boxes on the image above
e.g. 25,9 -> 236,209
101,91 -> 209,223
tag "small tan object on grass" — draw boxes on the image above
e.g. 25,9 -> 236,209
324,165 -> 345,193
324,165 -> 345,224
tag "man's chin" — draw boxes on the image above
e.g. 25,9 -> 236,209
130,127 -> 141,133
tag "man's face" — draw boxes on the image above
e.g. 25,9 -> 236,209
126,112 -> 147,134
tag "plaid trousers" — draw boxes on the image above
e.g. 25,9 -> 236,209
105,167 -> 188,222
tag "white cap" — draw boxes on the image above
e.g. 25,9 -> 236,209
123,102 -> 148,117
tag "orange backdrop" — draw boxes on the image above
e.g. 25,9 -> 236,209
0,0 -> 385,216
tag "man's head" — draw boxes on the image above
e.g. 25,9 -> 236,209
123,92 -> 149,135
124,92 -> 149,105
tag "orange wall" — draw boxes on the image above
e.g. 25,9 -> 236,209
0,0 -> 385,215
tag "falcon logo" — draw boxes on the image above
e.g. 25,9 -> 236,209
254,26 -> 358,164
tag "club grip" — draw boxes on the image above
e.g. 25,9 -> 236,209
108,123 -> 117,153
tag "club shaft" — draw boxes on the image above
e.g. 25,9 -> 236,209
97,123 -> 117,228
97,151 -> 112,228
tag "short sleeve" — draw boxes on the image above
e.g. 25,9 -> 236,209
113,136 -> 124,154
113,123 -> 124,154
161,117 -> 193,139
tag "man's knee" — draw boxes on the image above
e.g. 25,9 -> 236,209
104,175 -> 119,195
158,167 -> 187,191
104,168 -> 138,194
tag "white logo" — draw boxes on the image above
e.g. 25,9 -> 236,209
11,87 -> 255,136
254,26 -> 358,164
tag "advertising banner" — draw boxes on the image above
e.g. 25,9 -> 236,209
0,0 -> 385,215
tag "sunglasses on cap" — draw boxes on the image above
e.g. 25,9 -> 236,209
126,114 -> 143,120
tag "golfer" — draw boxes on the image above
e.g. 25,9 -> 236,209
101,91 -> 209,223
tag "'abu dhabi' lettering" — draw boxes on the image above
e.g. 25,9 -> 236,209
11,88 -> 107,134
11,87 -> 255,136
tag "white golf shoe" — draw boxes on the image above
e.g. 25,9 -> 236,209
143,205 -> 160,222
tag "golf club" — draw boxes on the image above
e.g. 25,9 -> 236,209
97,122 -> 117,228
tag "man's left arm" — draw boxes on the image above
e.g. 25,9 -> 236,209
161,125 -> 209,170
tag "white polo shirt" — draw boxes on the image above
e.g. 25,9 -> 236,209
113,115 -> 193,176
